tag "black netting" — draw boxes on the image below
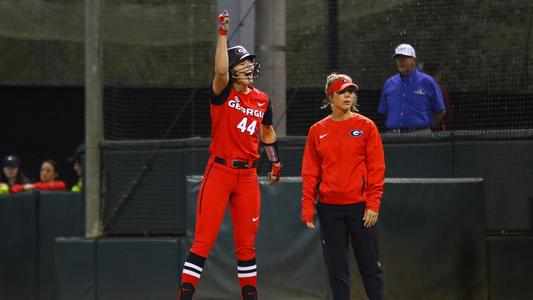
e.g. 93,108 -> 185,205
92,0 -> 533,233
93,0 -> 533,139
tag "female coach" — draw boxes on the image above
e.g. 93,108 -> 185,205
177,10 -> 282,300
301,73 -> 386,300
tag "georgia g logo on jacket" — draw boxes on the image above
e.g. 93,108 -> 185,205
350,129 -> 364,137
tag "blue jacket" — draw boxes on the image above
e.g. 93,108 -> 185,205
378,69 -> 445,129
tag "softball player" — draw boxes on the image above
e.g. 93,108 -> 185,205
178,10 -> 282,300
301,73 -> 386,300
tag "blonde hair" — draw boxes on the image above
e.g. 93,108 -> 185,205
322,72 -> 359,112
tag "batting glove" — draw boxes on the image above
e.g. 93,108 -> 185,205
268,163 -> 282,185
218,10 -> 230,36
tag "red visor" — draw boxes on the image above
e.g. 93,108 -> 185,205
327,77 -> 359,95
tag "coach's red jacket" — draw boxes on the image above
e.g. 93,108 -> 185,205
301,114 -> 385,223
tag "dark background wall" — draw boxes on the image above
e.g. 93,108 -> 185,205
0,191 -> 84,300
0,180 -> 492,300
1,154 -> 532,299
100,132 -> 533,233
0,86 -> 84,187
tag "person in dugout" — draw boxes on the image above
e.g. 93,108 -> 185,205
11,159 -> 67,193
301,73 -> 386,300
0,154 -> 31,194
177,10 -> 282,300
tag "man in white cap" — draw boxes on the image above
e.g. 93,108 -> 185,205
378,43 -> 446,133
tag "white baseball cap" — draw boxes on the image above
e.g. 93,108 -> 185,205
393,43 -> 416,58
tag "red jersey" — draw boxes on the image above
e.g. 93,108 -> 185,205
11,180 -> 68,193
209,84 -> 272,161
301,114 -> 385,223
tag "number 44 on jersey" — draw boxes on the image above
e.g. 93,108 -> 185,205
237,117 -> 257,135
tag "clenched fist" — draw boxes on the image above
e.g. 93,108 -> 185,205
218,10 -> 230,36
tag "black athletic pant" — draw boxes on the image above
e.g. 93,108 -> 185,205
317,202 -> 384,300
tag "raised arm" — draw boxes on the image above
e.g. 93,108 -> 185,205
213,10 -> 230,96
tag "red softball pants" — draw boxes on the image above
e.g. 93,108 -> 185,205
190,157 -> 260,259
